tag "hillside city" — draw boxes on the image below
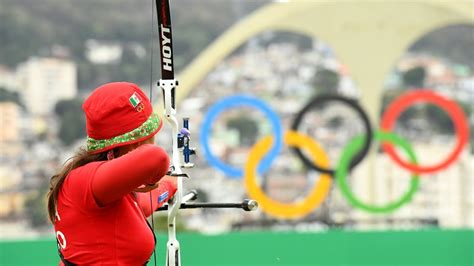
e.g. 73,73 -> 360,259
0,36 -> 473,238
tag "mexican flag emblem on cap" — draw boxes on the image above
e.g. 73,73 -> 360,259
129,92 -> 142,108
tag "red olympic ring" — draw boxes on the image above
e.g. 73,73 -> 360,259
381,90 -> 470,174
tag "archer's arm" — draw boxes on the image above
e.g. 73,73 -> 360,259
91,144 -> 170,206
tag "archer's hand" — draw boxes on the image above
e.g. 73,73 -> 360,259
134,182 -> 159,193
160,175 -> 178,187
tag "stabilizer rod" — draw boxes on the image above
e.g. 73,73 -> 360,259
157,199 -> 258,212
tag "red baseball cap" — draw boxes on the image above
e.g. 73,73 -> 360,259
83,82 -> 163,154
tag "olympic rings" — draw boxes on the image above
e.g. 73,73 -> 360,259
381,90 -> 470,174
199,89 -> 469,218
200,95 -> 283,179
335,131 -> 420,213
244,131 -> 332,219
291,94 -> 373,175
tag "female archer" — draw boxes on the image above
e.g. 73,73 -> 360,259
47,82 -> 176,265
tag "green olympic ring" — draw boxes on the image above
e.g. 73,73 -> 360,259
335,131 -> 420,213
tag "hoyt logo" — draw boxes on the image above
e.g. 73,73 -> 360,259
160,24 -> 173,72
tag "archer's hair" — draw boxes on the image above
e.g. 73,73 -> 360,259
46,148 -> 113,223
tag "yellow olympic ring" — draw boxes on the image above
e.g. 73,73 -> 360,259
244,131 -> 332,219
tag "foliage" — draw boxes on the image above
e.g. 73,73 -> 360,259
24,179 -> 49,227
227,116 -> 259,146
194,188 -> 209,203
327,116 -> 343,129
311,68 -> 340,94
55,98 -> 86,144
0,0 -> 267,90
1,0 -> 472,93
402,66 -> 426,88
410,24 -> 474,69
0,87 -> 23,107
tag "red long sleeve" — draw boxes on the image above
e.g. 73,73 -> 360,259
136,180 -> 177,217
92,144 -> 170,206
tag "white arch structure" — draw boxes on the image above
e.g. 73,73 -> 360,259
177,0 -> 473,123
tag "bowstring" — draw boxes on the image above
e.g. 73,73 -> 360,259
148,0 -> 157,265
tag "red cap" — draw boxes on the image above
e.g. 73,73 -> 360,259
83,82 -> 163,153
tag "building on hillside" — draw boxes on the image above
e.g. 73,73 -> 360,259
0,165 -> 24,218
457,76 -> 474,101
0,102 -> 21,142
16,57 -> 77,116
85,39 -> 123,64
0,102 -> 23,157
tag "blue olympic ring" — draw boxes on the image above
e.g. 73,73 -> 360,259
200,95 -> 283,179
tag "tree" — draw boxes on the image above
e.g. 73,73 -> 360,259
311,68 -> 340,95
55,98 -> 86,145
194,188 -> 209,203
24,178 -> 49,227
410,24 -> 474,69
0,87 -> 23,107
227,116 -> 259,146
402,66 -> 426,88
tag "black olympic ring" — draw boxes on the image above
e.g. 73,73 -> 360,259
291,94 -> 373,175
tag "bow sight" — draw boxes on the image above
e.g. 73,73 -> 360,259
177,118 -> 195,168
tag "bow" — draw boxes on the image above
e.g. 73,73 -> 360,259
148,1 -> 257,265
149,0 -> 188,265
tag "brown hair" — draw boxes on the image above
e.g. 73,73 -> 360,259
47,147 -> 114,223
